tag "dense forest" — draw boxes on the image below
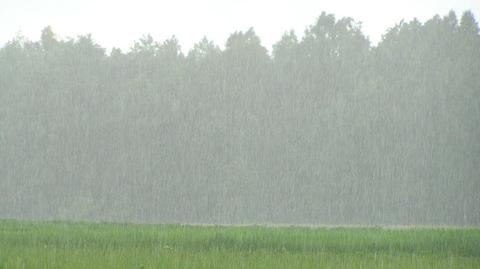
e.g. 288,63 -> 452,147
1,11 -> 479,225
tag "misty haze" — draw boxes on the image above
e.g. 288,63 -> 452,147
1,6 -> 480,269
1,10 -> 480,226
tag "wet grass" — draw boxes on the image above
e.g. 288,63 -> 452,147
0,220 -> 479,268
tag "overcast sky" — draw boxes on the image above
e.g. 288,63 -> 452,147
1,0 -> 479,53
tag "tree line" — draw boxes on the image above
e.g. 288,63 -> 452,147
0,11 -> 479,225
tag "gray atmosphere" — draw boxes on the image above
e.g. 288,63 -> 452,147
1,10 -> 479,226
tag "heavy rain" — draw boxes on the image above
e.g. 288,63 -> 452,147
0,1 -> 479,268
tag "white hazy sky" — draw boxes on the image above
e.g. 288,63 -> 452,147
1,0 -> 479,52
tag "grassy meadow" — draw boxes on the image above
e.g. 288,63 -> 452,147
0,220 -> 479,269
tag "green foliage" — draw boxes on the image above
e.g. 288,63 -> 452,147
0,11 -> 479,225
0,220 -> 479,269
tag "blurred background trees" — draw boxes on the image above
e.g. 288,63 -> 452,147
0,11 -> 479,225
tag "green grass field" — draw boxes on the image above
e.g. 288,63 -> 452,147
0,220 -> 479,269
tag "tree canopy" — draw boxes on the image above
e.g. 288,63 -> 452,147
0,11 -> 479,225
